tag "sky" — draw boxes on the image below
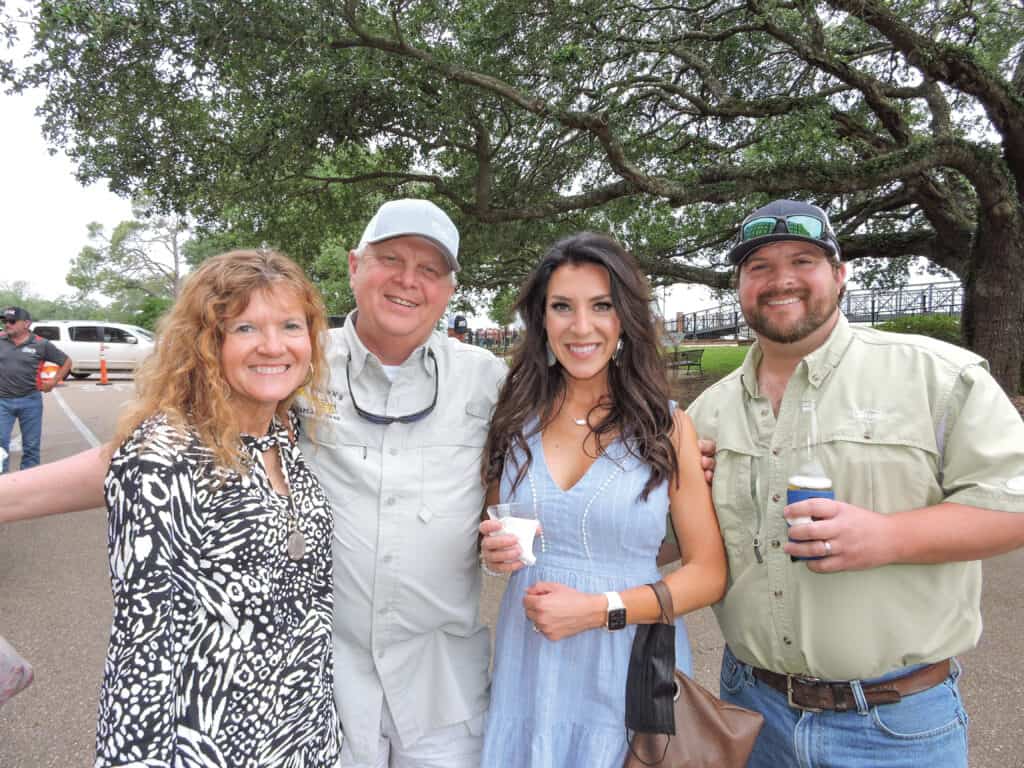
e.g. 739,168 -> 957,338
2,38 -> 135,301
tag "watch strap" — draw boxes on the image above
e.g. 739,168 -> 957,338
603,590 -> 626,630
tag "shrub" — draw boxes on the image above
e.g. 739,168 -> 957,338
875,314 -> 962,346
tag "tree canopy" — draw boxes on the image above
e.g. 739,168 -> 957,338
68,198 -> 188,296
6,0 -> 1024,389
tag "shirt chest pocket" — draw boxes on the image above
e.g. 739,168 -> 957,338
821,415 -> 942,513
418,399 -> 491,521
299,414 -> 380,498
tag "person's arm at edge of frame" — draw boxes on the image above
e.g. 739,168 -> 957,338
787,365 -> 1024,572
523,410 -> 728,639
0,445 -> 108,523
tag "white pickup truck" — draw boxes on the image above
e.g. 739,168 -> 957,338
31,321 -> 155,379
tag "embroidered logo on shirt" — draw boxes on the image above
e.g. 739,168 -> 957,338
849,408 -> 882,439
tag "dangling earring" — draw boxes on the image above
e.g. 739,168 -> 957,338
612,337 -> 623,365
546,341 -> 557,367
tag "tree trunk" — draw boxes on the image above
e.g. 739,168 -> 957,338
961,203 -> 1024,394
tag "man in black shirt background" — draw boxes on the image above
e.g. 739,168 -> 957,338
0,307 -> 71,473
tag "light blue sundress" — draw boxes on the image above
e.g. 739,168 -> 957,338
481,418 -> 693,768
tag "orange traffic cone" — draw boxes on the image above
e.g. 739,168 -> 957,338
97,358 -> 111,386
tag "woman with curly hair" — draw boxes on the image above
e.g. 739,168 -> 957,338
95,249 -> 341,767
479,233 -> 727,767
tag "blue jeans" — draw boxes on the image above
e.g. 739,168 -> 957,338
719,646 -> 968,768
0,392 -> 43,473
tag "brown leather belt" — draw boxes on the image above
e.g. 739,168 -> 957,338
752,660 -> 952,712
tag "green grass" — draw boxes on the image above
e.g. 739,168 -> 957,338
665,344 -> 748,376
693,345 -> 748,376
875,314 -> 962,346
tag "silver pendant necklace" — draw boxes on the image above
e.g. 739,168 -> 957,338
281,450 -> 305,562
248,426 -> 306,562
286,521 -> 306,561
573,417 -> 588,426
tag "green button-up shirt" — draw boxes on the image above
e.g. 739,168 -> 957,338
687,315 -> 1024,680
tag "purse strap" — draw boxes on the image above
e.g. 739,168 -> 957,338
648,580 -> 674,625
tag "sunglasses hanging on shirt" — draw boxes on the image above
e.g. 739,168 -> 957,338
346,349 -> 439,425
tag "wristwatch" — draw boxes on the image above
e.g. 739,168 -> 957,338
603,591 -> 626,631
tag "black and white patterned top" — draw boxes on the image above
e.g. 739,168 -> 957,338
96,412 -> 342,768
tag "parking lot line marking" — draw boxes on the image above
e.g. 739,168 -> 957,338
52,389 -> 101,448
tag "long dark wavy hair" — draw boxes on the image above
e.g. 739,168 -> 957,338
482,232 -> 678,501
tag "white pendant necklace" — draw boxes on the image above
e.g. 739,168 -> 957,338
573,417 -> 588,426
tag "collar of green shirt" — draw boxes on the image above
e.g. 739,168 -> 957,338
739,314 -> 856,399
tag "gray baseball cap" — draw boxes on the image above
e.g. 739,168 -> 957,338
358,199 -> 460,272
728,199 -> 840,266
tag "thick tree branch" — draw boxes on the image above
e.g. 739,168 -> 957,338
827,0 -> 1024,180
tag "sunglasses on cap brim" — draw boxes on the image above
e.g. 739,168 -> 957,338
740,214 -> 830,242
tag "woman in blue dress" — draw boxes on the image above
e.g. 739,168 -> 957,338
479,232 -> 728,767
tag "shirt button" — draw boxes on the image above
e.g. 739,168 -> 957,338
382,553 -> 393,564
772,493 -> 780,503
771,448 -> 780,456
389,448 -> 399,456
760,409 -> 768,417
771,539 -> 781,549
386,497 -> 396,506
773,590 -> 783,598
783,636 -> 793,646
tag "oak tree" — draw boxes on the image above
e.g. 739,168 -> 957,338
9,0 -> 1024,389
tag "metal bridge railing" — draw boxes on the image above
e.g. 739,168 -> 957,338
663,281 -> 962,339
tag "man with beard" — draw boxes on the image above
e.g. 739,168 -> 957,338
686,199 -> 1024,767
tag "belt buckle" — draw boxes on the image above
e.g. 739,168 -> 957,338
786,674 -> 824,713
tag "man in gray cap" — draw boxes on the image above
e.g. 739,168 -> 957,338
0,306 -> 72,472
686,199 -> 1024,767
294,198 -> 506,767
0,200 -> 506,768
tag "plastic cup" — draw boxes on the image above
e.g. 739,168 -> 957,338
486,503 -> 539,566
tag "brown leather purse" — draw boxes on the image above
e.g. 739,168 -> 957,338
624,580 -> 763,768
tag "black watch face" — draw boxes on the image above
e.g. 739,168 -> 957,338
608,608 -> 627,631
